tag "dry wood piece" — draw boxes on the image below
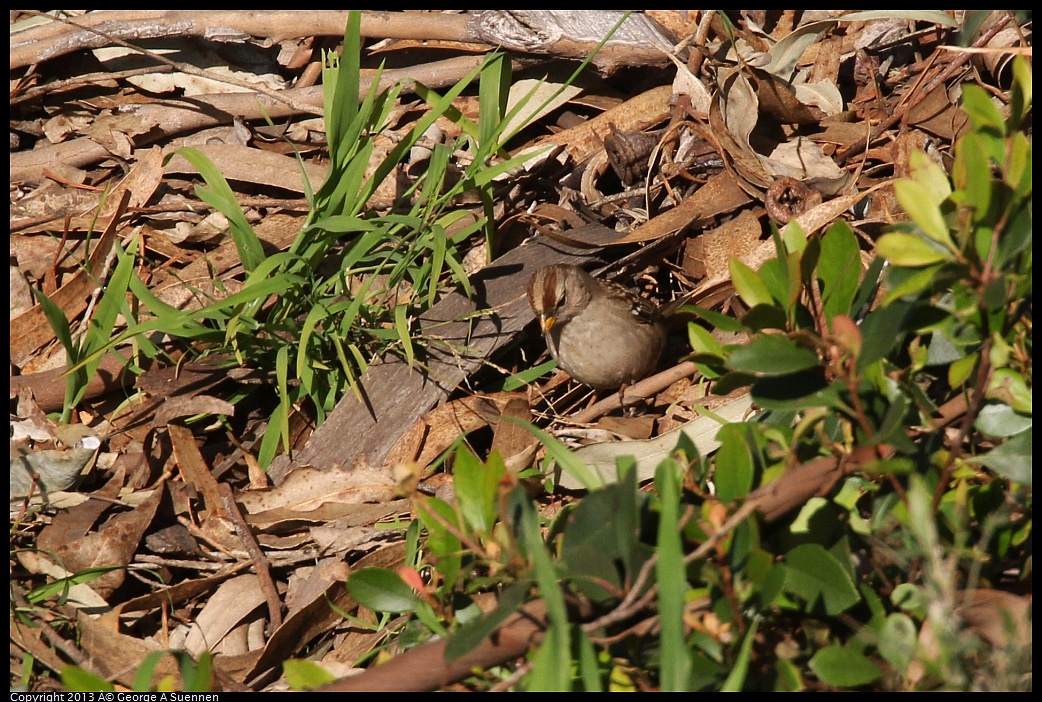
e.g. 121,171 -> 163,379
11,11 -> 474,69
318,600 -> 549,692
471,11 -> 677,73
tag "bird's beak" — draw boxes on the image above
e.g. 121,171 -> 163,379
539,314 -> 556,333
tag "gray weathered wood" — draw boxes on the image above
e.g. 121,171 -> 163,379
267,226 -> 623,483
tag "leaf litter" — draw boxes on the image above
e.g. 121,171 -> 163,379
9,10 -> 1030,692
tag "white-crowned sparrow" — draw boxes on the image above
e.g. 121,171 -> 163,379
527,264 -> 667,389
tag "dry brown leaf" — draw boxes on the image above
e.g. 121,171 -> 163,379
164,143 -> 328,194
169,423 -> 226,518
50,486 -> 161,598
761,137 -> 849,196
76,609 -> 177,688
284,557 -> 351,617
36,465 -> 125,554
10,616 -> 73,681
384,392 -> 519,473
613,170 -> 752,245
746,66 -> 823,125
536,84 -> 673,164
11,190 -> 129,367
238,541 -> 407,683
714,71 -> 772,189
246,499 -> 409,532
182,574 -> 268,656
153,395 -> 236,428
490,396 -> 539,475
683,208 -> 764,281
237,465 -> 397,515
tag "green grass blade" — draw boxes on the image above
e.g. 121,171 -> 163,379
518,489 -> 571,691
173,147 -> 264,272
655,460 -> 692,691
393,303 -> 415,369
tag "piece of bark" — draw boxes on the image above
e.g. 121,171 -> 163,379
317,600 -> 548,692
10,11 -> 474,70
471,11 -> 676,74
267,225 -> 624,484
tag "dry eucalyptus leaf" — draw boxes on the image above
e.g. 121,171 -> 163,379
164,143 -> 329,194
93,45 -> 286,96
501,79 -> 583,141
10,447 -> 97,501
15,550 -> 110,611
182,574 -> 268,656
237,465 -> 397,515
47,486 -> 162,599
555,392 -> 754,489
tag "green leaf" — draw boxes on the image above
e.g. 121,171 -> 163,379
948,351 -> 978,388
907,149 -> 953,203
780,217 -> 808,254
783,543 -> 860,615
808,645 -> 882,688
957,132 -> 995,227
687,323 -> 725,358
393,303 -> 415,369
445,583 -> 526,661
501,360 -> 558,390
517,487 -> 571,691
730,257 -> 773,308
817,223 -> 862,320
685,304 -> 744,333
751,371 -> 842,410
324,11 -> 361,148
975,403 -> 1032,438
61,666 -> 115,693
721,617 -> 760,691
178,651 -> 213,692
506,417 -> 603,489
1006,55 -> 1032,131
714,424 -> 754,503
175,147 -> 265,272
30,286 -> 82,423
73,234 -> 139,410
856,299 -> 916,371
876,613 -> 918,673
727,334 -> 820,376
415,497 -> 462,589
576,628 -> 604,692
561,481 -> 645,603
972,429 -> 1032,485
987,368 -> 1032,414
757,257 -> 791,309
346,567 -> 420,613
960,83 -> 1005,136
894,179 -> 955,249
453,444 -> 505,534
27,566 -> 120,604
738,303 -> 789,333
880,231 -> 949,275
283,659 -> 337,691
478,52 -> 510,151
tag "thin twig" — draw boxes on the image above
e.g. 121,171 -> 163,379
218,482 -> 284,632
